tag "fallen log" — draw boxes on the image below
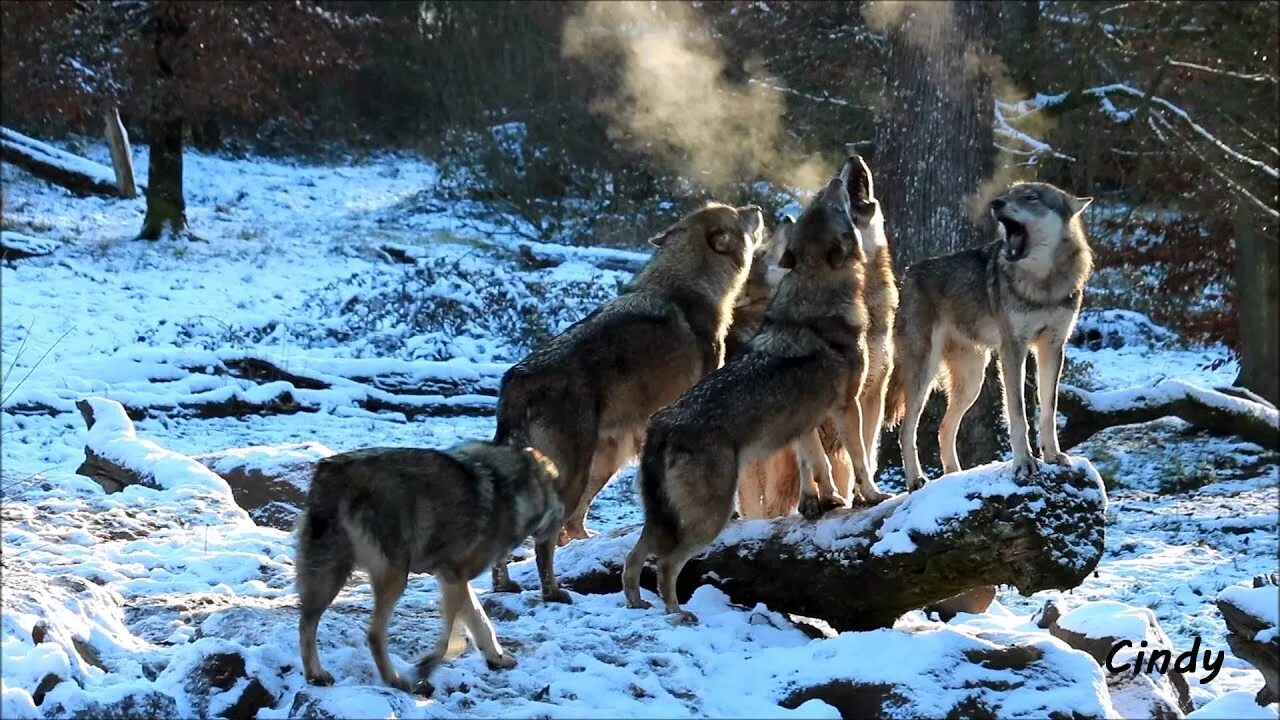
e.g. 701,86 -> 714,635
1,126 -> 143,198
515,458 -> 1107,631
1059,380 -> 1280,451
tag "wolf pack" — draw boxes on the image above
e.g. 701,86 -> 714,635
294,155 -> 1095,695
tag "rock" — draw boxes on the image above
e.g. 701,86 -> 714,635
1047,600 -> 1193,716
289,687 -> 410,719
775,624 -> 1114,718
31,673 -> 62,706
195,442 -> 333,529
924,586 -> 997,622
56,690 -> 179,719
1034,599 -> 1062,629
156,640 -> 277,720
1217,581 -> 1280,706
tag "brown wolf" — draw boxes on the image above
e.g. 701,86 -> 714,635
295,442 -> 562,695
739,156 -> 898,518
622,158 -> 881,621
886,182 -> 1093,489
491,202 -> 765,602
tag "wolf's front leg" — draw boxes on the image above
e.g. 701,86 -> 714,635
534,535 -> 572,604
490,561 -> 521,594
1033,336 -> 1071,465
794,429 -> 843,519
835,402 -> 889,505
998,338 -> 1036,476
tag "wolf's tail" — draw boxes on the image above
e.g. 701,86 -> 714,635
637,431 -> 680,554
884,362 -> 907,429
294,461 -> 354,603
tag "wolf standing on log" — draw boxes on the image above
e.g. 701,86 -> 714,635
490,202 -> 765,603
886,182 -> 1094,489
623,157 -> 886,621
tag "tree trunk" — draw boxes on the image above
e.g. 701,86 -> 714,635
1233,209 -> 1279,405
102,105 -> 137,199
139,1 -> 187,241
519,459 -> 1107,632
872,0 -> 1006,468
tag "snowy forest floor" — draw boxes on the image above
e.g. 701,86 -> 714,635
2,145 -> 1277,718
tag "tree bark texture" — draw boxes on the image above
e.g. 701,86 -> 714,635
139,1 -> 188,240
1233,209 -> 1279,405
520,459 -> 1107,632
871,1 -> 1006,470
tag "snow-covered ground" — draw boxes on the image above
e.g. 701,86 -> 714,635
3,144 -> 1276,718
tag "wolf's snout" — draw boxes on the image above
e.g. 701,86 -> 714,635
990,198 -> 1007,211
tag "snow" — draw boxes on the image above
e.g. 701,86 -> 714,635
1057,601 -> 1160,642
3,140 -> 1277,717
1187,690 -> 1280,719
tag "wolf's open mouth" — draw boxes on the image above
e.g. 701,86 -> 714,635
998,217 -> 1028,261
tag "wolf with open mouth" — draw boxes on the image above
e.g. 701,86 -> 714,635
884,181 -> 1093,489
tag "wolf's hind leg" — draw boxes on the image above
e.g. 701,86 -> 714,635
296,518 -> 354,687
459,582 -> 516,669
1033,336 -> 1070,464
367,566 -> 411,692
795,429 -> 842,519
938,346 -> 988,475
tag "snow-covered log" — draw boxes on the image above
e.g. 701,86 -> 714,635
518,458 -> 1107,631
74,397 -> 235,497
1,231 -> 58,260
1058,380 -> 1280,451
1217,576 -> 1280,706
1,126 -> 143,198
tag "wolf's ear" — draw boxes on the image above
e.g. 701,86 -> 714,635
769,216 -> 794,268
648,225 -> 682,247
1067,196 -> 1093,216
737,204 -> 764,245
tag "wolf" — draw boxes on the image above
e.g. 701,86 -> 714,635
739,156 -> 899,518
295,442 -> 562,695
491,202 -> 765,602
622,158 -> 887,621
885,181 -> 1093,489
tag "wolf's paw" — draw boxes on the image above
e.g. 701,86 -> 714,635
411,678 -> 435,697
557,525 -> 597,546
906,475 -> 929,492
667,610 -> 699,626
486,652 -> 518,670
859,489 -> 891,506
542,588 -> 573,604
1012,456 -> 1038,477
305,669 -> 334,687
1041,449 -> 1071,466
798,494 -> 844,520
626,597 -> 653,610
492,578 -> 522,594
385,672 -> 414,694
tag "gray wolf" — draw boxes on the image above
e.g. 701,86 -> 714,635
739,156 -> 899,518
886,181 -> 1093,488
622,158 -> 882,621
491,202 -> 765,603
295,442 -> 562,695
